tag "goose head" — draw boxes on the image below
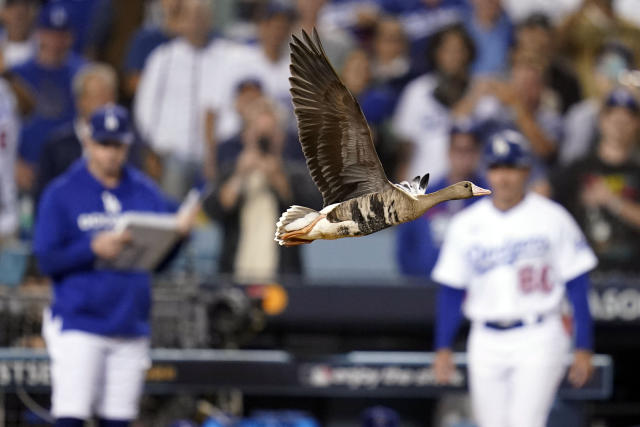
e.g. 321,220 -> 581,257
447,181 -> 492,200
414,180 -> 491,216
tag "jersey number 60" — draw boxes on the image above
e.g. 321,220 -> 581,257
518,265 -> 552,294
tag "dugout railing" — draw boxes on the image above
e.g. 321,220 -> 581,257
0,275 -> 634,426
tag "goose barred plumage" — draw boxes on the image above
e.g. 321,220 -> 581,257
275,29 -> 491,247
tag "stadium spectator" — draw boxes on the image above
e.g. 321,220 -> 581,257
294,0 -> 355,71
0,0 -> 38,71
396,118 -> 487,277
454,52 -> 561,168
82,0 -> 149,76
392,23 -> 475,182
0,77 -> 20,243
233,78 -> 266,128
203,97 -> 320,283
134,0 -> 215,199
558,0 -> 640,98
561,41 -> 635,165
250,1 -> 297,115
463,0 -> 513,76
379,0 -> 466,75
513,12 -> 582,114
201,0 -> 299,148
51,0 -> 109,55
552,87 -> 640,273
122,0 -> 182,98
317,0 -> 381,38
35,63 -> 118,205
370,16 -> 413,97
11,2 -> 85,192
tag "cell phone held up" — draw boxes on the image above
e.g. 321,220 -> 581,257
257,136 -> 271,155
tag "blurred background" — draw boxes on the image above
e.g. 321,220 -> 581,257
0,0 -> 640,425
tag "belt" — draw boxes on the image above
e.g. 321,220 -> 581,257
484,314 -> 545,331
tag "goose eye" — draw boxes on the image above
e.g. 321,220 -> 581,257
464,183 -> 469,188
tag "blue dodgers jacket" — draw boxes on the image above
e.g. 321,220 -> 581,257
33,159 -> 175,337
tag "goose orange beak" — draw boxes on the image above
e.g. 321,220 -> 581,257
471,183 -> 492,196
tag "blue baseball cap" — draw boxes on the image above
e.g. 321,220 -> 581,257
604,87 -> 639,113
484,129 -> 532,168
37,3 -> 71,31
361,406 -> 399,427
89,105 -> 134,145
235,77 -> 263,93
449,117 -> 482,138
258,0 -> 297,21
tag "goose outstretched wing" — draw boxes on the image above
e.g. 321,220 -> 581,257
289,29 -> 392,207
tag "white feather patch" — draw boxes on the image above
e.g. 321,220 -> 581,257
285,212 -> 319,231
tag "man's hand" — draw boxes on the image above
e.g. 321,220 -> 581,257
91,231 -> 132,260
568,349 -> 594,388
15,159 -> 35,192
434,349 -> 456,385
581,177 -> 615,208
488,80 -> 518,107
144,149 -> 164,182
235,147 -> 261,176
260,153 -> 284,179
176,202 -> 201,236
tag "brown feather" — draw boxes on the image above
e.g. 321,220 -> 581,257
289,28 -> 392,207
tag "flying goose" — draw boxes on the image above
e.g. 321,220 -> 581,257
275,29 -> 491,247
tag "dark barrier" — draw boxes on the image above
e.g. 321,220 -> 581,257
0,349 -> 613,400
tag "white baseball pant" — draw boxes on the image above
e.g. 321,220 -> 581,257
42,310 -> 150,420
467,315 -> 570,427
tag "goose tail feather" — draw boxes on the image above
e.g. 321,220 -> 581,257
275,205 -> 321,245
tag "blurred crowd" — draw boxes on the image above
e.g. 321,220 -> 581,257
1,0 -> 640,284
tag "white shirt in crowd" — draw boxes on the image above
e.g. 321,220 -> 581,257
501,0 -> 637,26
614,0 -> 640,27
134,37 -> 224,161
0,78 -> 19,237
501,0 -> 581,23
0,32 -> 35,69
318,0 -> 380,34
560,98 -> 599,166
432,193 -> 597,322
392,74 -> 451,182
204,42 -> 293,142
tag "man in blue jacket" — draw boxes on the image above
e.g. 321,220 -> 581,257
396,119 -> 487,277
34,105 -> 196,427
12,2 -> 85,191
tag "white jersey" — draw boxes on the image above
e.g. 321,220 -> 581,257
0,34 -> 36,68
202,43 -> 293,142
0,78 -> 19,237
135,37 -> 229,161
432,193 -> 597,322
392,74 -> 450,182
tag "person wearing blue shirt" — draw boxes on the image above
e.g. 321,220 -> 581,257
51,0 -> 108,55
463,0 -> 513,75
122,0 -> 182,98
11,2 -> 86,191
379,0 -> 468,75
35,63 -> 144,207
34,105 -> 197,427
396,119 -> 487,277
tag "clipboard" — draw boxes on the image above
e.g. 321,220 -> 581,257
101,188 -> 202,271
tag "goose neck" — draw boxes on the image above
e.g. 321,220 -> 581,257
416,187 -> 455,215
